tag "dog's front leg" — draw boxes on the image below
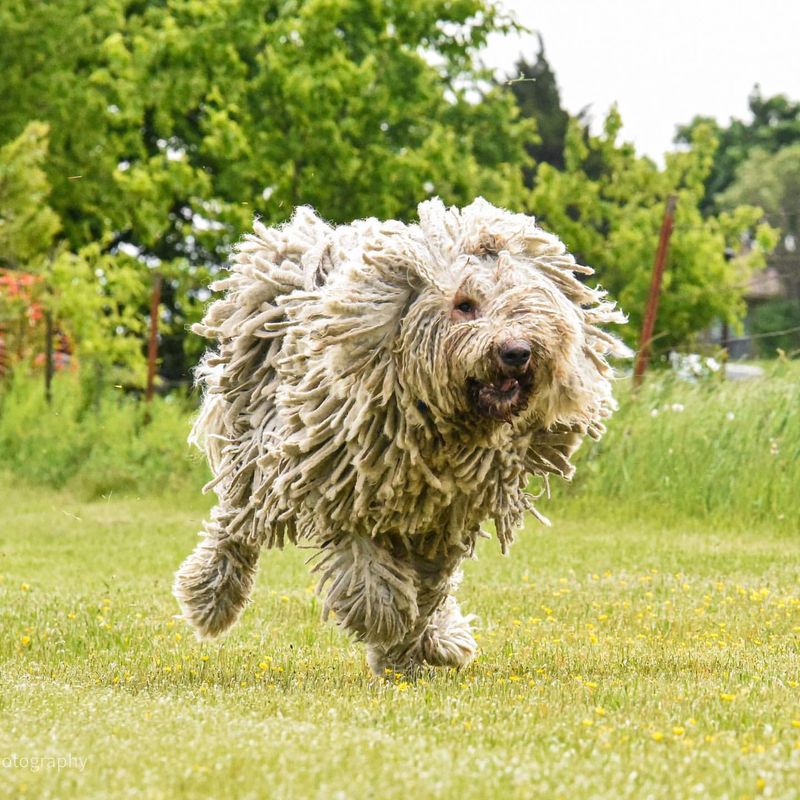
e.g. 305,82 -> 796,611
173,507 -> 261,639
314,535 -> 419,670
363,543 -> 478,676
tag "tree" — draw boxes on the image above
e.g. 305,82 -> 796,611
508,35 -> 570,182
0,0 -> 530,383
675,87 -> 800,212
0,123 -> 60,270
0,123 -> 59,373
718,144 -> 800,354
0,120 -> 149,390
529,110 -> 777,349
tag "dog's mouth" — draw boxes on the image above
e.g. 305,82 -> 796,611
466,372 -> 533,422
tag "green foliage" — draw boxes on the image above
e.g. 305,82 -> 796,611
562,361 -> 800,532
47,243 -> 151,388
0,0 -> 128,247
713,143 -> 800,343
509,36 -> 570,180
529,114 -> 777,347
748,300 -> 800,357
676,87 -> 800,210
0,10 -> 788,377
0,372 -> 208,498
3,362 -> 798,536
718,143 -> 800,222
0,0 -> 529,381
0,112 -> 149,385
0,122 -> 60,268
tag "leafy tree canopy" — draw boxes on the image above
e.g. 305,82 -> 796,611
718,143 -> 800,303
0,0 -> 530,381
675,87 -> 800,212
0,122 -> 60,269
508,34 -> 571,180
529,111 -> 777,349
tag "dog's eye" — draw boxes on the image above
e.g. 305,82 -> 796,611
451,295 -> 479,321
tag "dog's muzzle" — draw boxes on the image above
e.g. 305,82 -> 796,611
466,339 -> 534,422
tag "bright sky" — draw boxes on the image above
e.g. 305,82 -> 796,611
482,0 -> 800,162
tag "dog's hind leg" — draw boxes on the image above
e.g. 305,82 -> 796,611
173,511 -> 260,639
314,536 -> 419,664
418,593 -> 477,668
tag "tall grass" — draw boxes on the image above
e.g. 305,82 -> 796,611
1,362 -> 797,528
561,359 -> 799,531
0,372 -> 208,498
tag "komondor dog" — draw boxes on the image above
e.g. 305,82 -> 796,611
174,197 -> 627,675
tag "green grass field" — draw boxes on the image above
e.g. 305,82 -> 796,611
3,477 -> 800,799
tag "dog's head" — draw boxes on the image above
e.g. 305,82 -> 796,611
387,198 -> 629,434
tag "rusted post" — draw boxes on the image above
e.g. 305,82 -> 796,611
0,323 -> 7,380
633,195 -> 677,387
44,309 -> 54,404
145,273 -> 162,403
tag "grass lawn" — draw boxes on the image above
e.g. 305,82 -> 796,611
2,481 -> 800,799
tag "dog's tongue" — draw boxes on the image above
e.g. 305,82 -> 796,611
497,377 -> 518,392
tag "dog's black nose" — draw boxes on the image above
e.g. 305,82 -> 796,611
498,340 -> 531,369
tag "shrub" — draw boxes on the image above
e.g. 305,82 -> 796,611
0,372 -> 208,498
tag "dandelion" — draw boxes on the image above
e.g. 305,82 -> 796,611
672,726 -> 685,736
719,692 -> 736,702
791,720 -> 800,729
581,719 -> 593,727
651,731 -> 664,741
20,583 -> 30,592
20,635 -> 31,647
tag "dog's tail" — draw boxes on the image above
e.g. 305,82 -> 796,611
173,530 -> 260,639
